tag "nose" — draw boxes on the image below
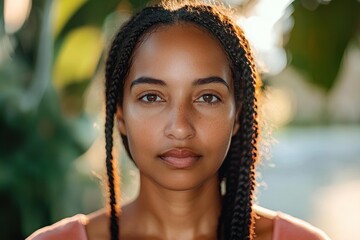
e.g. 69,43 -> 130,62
164,103 -> 195,140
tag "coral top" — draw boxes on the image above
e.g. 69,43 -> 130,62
27,212 -> 330,240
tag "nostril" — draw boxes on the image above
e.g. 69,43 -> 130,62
164,111 -> 195,140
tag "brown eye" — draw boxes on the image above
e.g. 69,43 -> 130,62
197,94 -> 220,104
140,94 -> 163,103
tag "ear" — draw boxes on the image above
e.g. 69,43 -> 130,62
232,107 -> 241,136
116,106 -> 127,136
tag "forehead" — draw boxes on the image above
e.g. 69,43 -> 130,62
127,23 -> 231,82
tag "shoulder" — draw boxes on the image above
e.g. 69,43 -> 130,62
253,205 -> 331,240
85,209 -> 110,240
26,214 -> 88,240
273,211 -> 331,240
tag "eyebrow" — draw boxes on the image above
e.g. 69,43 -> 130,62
130,77 -> 166,90
193,77 -> 229,90
130,76 -> 230,90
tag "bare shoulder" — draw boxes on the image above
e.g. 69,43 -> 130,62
85,203 -> 136,240
85,209 -> 110,240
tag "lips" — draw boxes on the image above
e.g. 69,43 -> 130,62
159,148 -> 201,169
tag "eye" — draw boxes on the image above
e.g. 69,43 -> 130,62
196,94 -> 221,104
139,93 -> 164,103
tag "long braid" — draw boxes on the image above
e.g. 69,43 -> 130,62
104,74 -> 120,240
105,7 -> 174,239
104,2 -> 260,239
230,79 -> 258,239
230,33 -> 259,239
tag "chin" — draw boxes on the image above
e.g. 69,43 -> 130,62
148,171 -> 218,192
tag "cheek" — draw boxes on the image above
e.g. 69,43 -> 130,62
197,102 -> 237,136
197,107 -> 236,158
203,119 -> 233,153
122,105 -> 163,158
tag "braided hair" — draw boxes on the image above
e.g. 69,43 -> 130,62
104,1 -> 259,239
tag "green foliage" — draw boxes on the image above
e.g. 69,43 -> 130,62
288,0 -> 360,91
52,0 -> 151,115
129,0 -> 152,11
0,89 -> 91,238
0,0 -> 150,238
0,0 -> 90,238
55,0 -> 120,41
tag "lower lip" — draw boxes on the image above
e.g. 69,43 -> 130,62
160,156 -> 200,169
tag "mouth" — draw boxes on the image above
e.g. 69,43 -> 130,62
159,148 -> 201,169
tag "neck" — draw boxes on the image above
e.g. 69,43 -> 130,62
131,174 -> 221,239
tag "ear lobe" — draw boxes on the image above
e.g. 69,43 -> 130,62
232,120 -> 240,136
116,107 -> 127,136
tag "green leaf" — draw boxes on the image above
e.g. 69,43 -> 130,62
128,0 -> 151,11
0,0 -> 5,35
287,0 -> 360,91
55,0 -> 121,41
53,0 -> 87,37
53,26 -> 102,89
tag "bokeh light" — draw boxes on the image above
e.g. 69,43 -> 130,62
4,0 -> 32,34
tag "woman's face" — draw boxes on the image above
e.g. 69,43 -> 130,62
117,23 -> 239,191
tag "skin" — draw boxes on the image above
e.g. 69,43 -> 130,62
86,24 -> 273,240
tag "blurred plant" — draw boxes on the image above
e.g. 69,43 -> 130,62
287,0 -> 360,91
0,0 -> 149,239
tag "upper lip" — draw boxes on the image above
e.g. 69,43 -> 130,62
159,148 -> 201,158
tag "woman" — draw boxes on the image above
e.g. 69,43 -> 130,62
27,1 -> 330,239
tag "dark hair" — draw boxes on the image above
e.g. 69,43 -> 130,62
104,1 -> 259,239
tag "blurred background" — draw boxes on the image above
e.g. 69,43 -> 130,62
0,0 -> 359,239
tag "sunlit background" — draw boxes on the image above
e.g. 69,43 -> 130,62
0,0 -> 359,239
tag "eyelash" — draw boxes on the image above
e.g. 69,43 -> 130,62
195,94 -> 221,104
138,93 -> 221,105
138,93 -> 164,103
